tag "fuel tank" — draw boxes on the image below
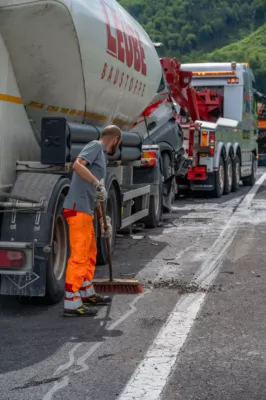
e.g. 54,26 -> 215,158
0,0 -> 164,132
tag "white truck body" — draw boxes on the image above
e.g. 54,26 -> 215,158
0,0 -> 172,190
0,33 -> 40,190
0,0 -> 164,133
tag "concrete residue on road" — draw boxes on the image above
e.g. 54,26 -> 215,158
152,280 -> 222,294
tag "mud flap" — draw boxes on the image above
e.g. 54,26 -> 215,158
162,175 -> 175,211
0,256 -> 47,297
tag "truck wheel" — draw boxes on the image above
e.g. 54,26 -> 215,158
242,154 -> 256,187
45,193 -> 68,304
212,156 -> 225,198
231,156 -> 240,192
96,184 -> 118,265
224,157 -> 233,195
142,184 -> 162,229
162,152 -> 174,211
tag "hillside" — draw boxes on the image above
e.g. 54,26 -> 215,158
118,0 -> 266,91
203,25 -> 266,92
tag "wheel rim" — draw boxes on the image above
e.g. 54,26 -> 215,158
168,165 -> 175,202
53,214 -> 68,281
162,154 -> 174,204
228,162 -> 233,189
219,164 -> 224,192
154,191 -> 161,215
236,162 -> 240,185
172,179 -> 177,202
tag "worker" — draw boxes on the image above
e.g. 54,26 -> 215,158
63,125 -> 122,317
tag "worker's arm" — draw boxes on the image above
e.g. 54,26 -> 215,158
73,142 -> 108,201
73,158 -> 98,184
73,142 -> 101,184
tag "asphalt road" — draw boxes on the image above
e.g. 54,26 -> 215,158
1,170 -> 266,400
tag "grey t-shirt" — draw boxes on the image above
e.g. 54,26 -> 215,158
64,141 -> 107,216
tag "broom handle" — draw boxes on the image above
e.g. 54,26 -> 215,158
100,201 -> 113,282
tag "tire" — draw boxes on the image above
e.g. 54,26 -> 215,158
212,156 -> 225,198
242,153 -> 256,187
141,184 -> 162,229
45,193 -> 69,304
162,152 -> 174,210
96,184 -> 118,265
231,155 -> 240,192
224,156 -> 233,195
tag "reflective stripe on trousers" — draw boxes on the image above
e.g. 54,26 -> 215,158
79,280 -> 96,299
64,290 -> 83,310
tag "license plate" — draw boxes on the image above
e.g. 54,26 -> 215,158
178,158 -> 192,177
182,159 -> 192,169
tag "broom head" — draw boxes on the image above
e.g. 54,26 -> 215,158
93,278 -> 143,294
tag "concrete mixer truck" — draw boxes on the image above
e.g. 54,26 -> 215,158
0,0 -> 191,303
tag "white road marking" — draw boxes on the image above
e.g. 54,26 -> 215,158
240,172 -> 266,209
119,293 -> 206,400
42,377 -> 69,400
117,171 -> 266,400
54,343 -> 82,375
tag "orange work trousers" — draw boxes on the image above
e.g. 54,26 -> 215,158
64,211 -> 97,310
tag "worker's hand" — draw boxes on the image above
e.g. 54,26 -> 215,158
100,216 -> 112,239
93,178 -> 108,202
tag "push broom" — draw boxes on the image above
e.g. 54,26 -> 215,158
92,201 -> 143,294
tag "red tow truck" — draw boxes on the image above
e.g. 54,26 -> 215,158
161,58 -> 258,197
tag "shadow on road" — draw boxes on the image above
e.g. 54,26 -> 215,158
0,298 -> 123,374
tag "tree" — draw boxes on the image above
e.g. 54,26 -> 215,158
118,0 -> 266,91
199,25 -> 213,42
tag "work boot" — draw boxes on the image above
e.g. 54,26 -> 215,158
82,293 -> 112,306
63,305 -> 98,317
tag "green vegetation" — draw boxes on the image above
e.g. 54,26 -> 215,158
118,0 -> 266,91
205,25 -> 266,92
